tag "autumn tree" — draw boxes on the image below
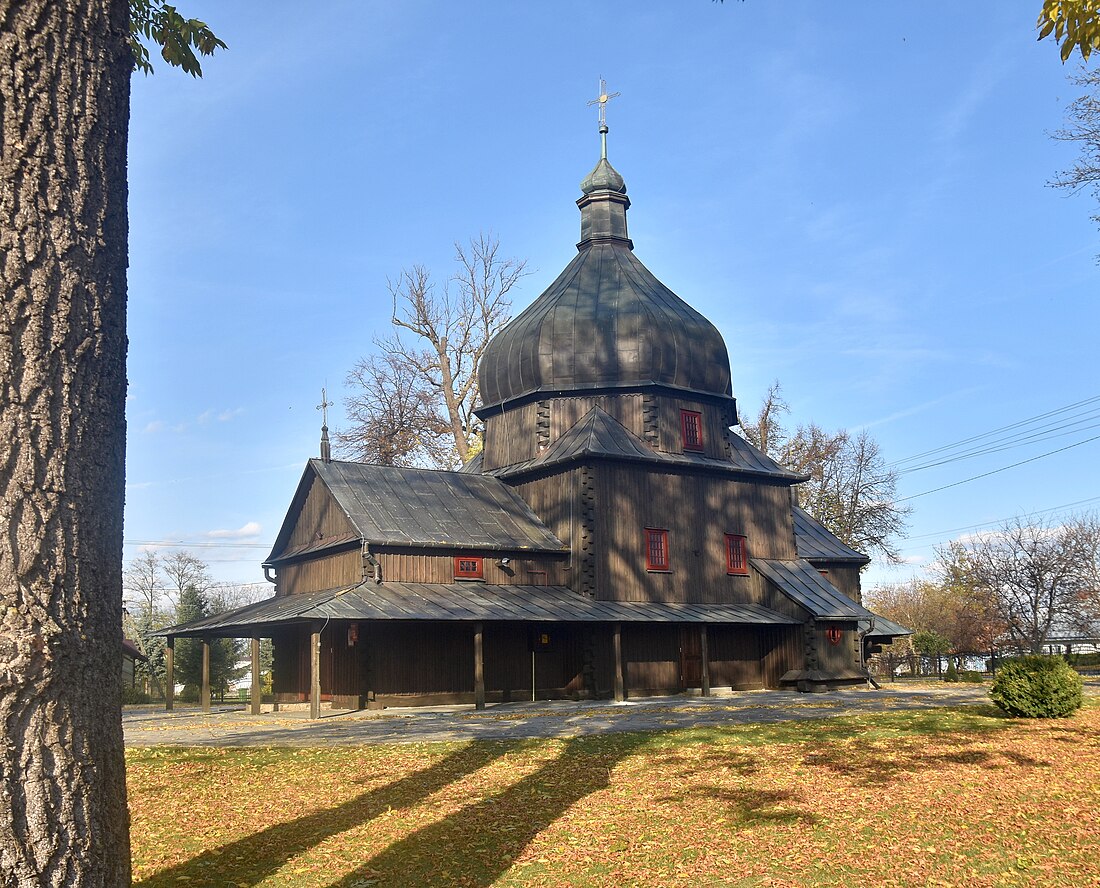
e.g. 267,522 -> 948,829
739,382 -> 910,563
936,515 -> 1100,654
1051,67 -> 1100,249
1037,0 -> 1100,62
0,3 -> 221,885
340,234 -> 527,468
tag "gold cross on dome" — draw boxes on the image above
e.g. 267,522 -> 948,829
316,387 -> 332,427
587,78 -> 620,127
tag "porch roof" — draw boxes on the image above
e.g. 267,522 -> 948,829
750,557 -> 876,621
157,582 -> 801,637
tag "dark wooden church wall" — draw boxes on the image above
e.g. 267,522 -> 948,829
707,626 -> 764,689
485,623 -> 589,700
761,625 -> 804,687
285,474 -> 356,552
656,395 -> 732,461
365,622 -> 475,696
376,550 -> 569,585
550,395 -> 643,442
271,628 -> 306,700
277,548 -> 362,596
594,464 -> 798,603
482,402 -> 541,470
811,623 -> 861,675
816,565 -> 862,604
622,624 -> 681,692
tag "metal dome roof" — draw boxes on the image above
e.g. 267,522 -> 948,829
477,147 -> 733,413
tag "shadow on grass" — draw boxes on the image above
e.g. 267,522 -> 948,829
133,742 -> 510,887
324,733 -> 649,888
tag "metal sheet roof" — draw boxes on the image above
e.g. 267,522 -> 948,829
484,407 -> 804,482
158,582 -> 801,637
858,614 -> 912,638
296,459 -> 567,553
751,558 -> 875,621
792,507 -> 870,565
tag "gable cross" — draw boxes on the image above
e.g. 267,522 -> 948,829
316,387 -> 332,429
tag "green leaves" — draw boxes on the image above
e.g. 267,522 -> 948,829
1037,0 -> 1100,63
129,0 -> 227,77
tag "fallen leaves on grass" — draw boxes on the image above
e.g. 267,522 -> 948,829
127,705 -> 1100,887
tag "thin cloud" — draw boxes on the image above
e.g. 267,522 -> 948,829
204,521 -> 262,540
142,420 -> 166,434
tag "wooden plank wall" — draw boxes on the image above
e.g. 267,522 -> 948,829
622,624 -> 681,692
278,548 -> 362,596
285,474 -> 356,552
657,396 -> 733,460
817,566 -> 862,604
550,395 -> 643,441
595,464 -> 799,603
762,625 -> 804,687
708,626 -> 764,689
482,402 -> 540,469
377,550 -> 569,585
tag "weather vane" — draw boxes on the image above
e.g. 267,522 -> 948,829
316,387 -> 332,428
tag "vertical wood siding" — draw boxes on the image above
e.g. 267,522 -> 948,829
595,464 -> 798,603
761,625 -> 803,687
278,549 -> 362,596
707,626 -> 764,689
286,474 -> 356,551
376,550 -> 568,585
482,402 -> 541,469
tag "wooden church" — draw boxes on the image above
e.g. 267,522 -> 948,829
163,113 -> 905,715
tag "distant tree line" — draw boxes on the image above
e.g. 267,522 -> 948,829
123,550 -> 270,702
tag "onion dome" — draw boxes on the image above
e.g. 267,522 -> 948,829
476,123 -> 733,414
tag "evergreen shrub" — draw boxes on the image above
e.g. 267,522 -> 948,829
944,661 -> 959,682
990,655 -> 1083,718
121,685 -> 151,705
960,670 -> 984,683
179,683 -> 200,703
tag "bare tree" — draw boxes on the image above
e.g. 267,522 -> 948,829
937,514 -> 1100,654
1051,66 -> 1100,253
160,549 -> 212,608
738,383 -> 910,563
339,233 -> 527,468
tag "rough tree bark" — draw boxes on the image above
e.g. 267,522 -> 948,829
0,1 -> 132,885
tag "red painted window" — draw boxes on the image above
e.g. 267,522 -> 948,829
681,410 -> 704,452
645,528 -> 670,571
454,556 -> 484,579
725,534 -> 748,575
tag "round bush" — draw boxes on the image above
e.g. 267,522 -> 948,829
960,670 -> 984,684
990,655 -> 1083,718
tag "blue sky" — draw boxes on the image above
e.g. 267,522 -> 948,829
125,2 -> 1100,596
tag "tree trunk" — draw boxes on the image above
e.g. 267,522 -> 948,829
0,2 -> 132,886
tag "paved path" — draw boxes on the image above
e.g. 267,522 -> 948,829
123,683 -> 1002,747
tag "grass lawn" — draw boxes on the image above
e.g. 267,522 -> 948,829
127,703 -> 1100,887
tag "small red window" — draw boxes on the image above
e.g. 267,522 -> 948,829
645,528 -> 670,571
454,556 -> 484,579
725,534 -> 748,575
681,410 -> 704,452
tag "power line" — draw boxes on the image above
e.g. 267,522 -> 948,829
895,433 -> 1100,504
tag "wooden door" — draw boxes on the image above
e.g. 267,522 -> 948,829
679,625 -> 702,688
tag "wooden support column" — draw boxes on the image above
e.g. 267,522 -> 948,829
200,638 -> 211,713
474,622 -> 485,710
250,637 -> 261,715
613,623 -> 625,702
310,625 -> 321,721
165,636 -> 174,712
700,625 -> 711,698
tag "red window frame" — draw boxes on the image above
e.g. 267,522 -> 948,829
725,533 -> 748,575
681,409 -> 704,452
453,556 -> 484,580
645,528 -> 670,572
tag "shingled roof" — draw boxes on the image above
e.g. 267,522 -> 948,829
266,459 -> 567,562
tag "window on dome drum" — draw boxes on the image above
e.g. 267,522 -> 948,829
645,528 -> 670,572
453,556 -> 484,580
725,534 -> 748,575
681,409 -> 704,452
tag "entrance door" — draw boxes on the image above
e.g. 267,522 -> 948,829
679,625 -> 703,688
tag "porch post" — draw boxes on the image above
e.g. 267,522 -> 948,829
310,625 -> 321,721
700,625 -> 711,697
165,636 -> 174,712
474,622 -> 485,710
250,637 -> 261,715
200,638 -> 211,713
613,622 -> 625,702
